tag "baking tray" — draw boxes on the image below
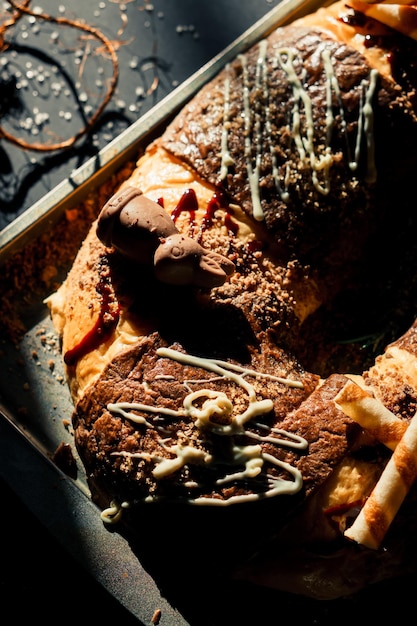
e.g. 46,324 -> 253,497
1,0 -> 404,623
0,0 -> 327,266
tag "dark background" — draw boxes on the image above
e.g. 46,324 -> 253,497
1,3 -> 416,624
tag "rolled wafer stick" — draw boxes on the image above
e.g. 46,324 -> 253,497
344,409 -> 417,549
334,379 -> 407,450
361,0 -> 417,5
350,0 -> 417,40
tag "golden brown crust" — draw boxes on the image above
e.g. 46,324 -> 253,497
161,12 -> 417,278
73,333 -> 325,505
45,0 -> 417,600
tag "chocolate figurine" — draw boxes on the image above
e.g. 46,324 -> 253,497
97,186 -> 235,289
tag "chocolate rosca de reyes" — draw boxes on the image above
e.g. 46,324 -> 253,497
46,0 -> 417,600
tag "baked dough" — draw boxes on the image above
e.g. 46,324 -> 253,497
46,1 -> 417,599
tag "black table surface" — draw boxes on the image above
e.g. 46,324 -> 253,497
0,477 -> 142,625
3,2 -> 417,624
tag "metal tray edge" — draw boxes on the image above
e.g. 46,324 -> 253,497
0,409 -> 188,625
0,0 -> 327,267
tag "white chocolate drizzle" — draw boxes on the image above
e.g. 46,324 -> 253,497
220,41 -> 379,221
101,499 -> 129,524
362,69 -> 378,184
239,42 -> 268,221
104,347 -> 307,517
219,64 -> 235,180
277,46 -> 333,196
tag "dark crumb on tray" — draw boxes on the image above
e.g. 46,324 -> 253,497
0,162 -> 135,342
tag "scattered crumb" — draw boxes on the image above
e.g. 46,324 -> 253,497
52,441 -> 78,479
151,608 -> 161,625
65,208 -> 79,222
0,161 -> 135,344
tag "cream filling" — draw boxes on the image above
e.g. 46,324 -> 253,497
294,1 -> 394,78
127,141 -> 266,245
47,140 -> 323,400
46,264 -> 154,401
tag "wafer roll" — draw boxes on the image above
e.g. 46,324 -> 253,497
360,0 -> 417,4
345,410 -> 417,549
334,379 -> 407,450
350,0 -> 417,39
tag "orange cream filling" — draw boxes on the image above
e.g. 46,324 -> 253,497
294,1 -> 393,76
